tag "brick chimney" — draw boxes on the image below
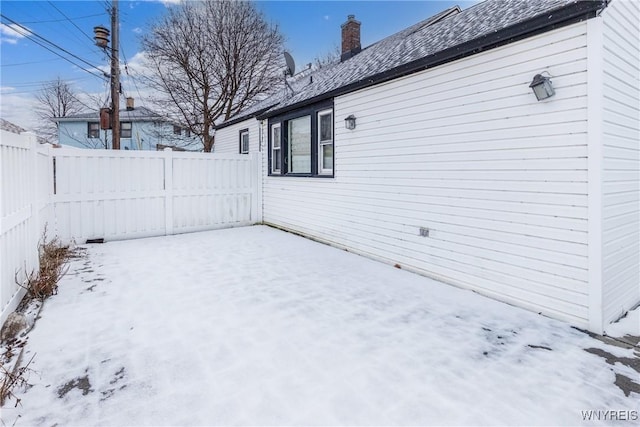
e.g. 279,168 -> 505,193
126,97 -> 134,111
341,15 -> 361,61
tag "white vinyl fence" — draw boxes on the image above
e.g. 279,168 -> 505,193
1,131 -> 53,325
1,130 -> 260,325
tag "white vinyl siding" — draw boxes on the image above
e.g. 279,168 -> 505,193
263,23 -> 591,327
215,119 -> 260,154
600,0 -> 640,326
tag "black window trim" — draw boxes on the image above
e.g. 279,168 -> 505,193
120,121 -> 132,139
239,128 -> 249,154
88,122 -> 100,138
268,100 -> 334,178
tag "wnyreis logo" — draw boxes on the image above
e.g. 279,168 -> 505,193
581,410 -> 638,422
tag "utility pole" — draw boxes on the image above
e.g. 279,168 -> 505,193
94,2 -> 120,149
110,0 -> 120,150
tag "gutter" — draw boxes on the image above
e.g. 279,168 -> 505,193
257,0 -> 606,120
213,105 -> 276,131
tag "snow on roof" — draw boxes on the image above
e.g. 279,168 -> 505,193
57,106 -> 164,122
0,118 -> 27,134
219,0 -> 602,127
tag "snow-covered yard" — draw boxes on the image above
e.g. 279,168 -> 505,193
2,225 -> 639,426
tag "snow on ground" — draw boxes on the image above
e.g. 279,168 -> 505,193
2,225 -> 639,426
607,307 -> 640,340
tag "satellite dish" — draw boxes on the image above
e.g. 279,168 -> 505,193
284,51 -> 296,77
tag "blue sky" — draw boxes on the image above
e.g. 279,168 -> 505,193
1,0 -> 474,131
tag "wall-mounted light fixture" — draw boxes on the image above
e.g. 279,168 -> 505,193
529,73 -> 555,101
344,114 -> 356,130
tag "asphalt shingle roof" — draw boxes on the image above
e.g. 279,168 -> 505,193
219,0 -> 604,127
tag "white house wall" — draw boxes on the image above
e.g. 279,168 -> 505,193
214,119 -> 260,155
600,0 -> 640,326
263,23 -> 592,327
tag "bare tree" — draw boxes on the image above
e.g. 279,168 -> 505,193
53,90 -> 111,149
34,77 -> 83,144
140,1 -> 285,152
313,45 -> 340,70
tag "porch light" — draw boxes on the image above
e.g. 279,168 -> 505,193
529,73 -> 555,101
344,114 -> 356,130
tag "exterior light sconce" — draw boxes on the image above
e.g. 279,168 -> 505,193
345,114 -> 356,130
529,73 -> 555,101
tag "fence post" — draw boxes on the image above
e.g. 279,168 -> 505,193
163,147 -> 174,236
44,144 -> 54,237
26,133 -> 41,269
250,152 -> 262,223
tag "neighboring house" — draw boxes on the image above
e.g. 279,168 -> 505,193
215,0 -> 639,334
55,98 -> 198,150
0,118 -> 49,144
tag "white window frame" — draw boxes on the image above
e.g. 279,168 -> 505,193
317,109 -> 333,175
271,123 -> 281,173
239,129 -> 249,154
120,121 -> 132,139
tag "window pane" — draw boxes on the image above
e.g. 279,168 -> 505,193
241,132 -> 249,153
88,123 -> 99,138
121,122 -> 132,138
272,126 -> 281,148
319,113 -> 332,142
322,144 -> 333,171
288,116 -> 311,173
274,149 -> 281,171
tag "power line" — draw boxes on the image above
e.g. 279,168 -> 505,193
0,14 -> 108,80
4,76 -> 96,88
47,1 -> 96,46
120,42 -> 146,105
1,57 -> 65,67
18,12 -> 104,24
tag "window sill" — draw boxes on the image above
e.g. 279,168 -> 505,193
268,173 -> 334,178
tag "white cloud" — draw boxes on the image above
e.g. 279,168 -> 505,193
0,91 -> 40,131
324,15 -> 330,21
133,27 -> 143,34
124,51 -> 150,74
156,0 -> 181,6
0,23 -> 29,44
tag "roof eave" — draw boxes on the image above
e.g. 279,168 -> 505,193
258,0 -> 606,120
214,105 -> 277,130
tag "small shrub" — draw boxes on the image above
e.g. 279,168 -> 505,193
15,231 -> 71,300
0,353 -> 35,407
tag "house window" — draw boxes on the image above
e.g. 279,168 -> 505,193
271,124 -> 281,173
239,129 -> 249,154
173,125 -> 182,135
288,116 -> 311,173
269,103 -> 333,177
121,122 -> 132,138
318,109 -> 333,174
88,122 -> 100,138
